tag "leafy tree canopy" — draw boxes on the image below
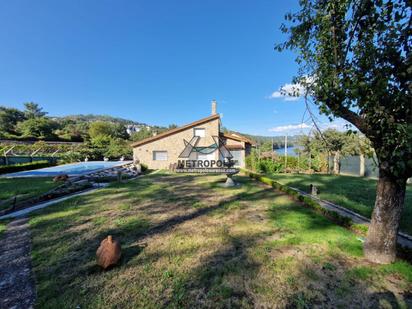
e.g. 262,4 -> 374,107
277,0 -> 411,263
130,127 -> 153,142
88,121 -> 129,140
0,106 -> 26,135
16,117 -> 58,139
277,0 -> 411,179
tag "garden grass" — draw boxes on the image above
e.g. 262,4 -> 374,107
0,221 -> 6,236
267,173 -> 412,235
0,177 -> 60,211
28,173 -> 412,308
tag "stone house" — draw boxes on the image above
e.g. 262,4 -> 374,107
131,101 -> 254,169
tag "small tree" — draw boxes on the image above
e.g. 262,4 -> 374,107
89,121 -> 129,140
278,0 -> 411,263
0,106 -> 26,135
130,127 -> 153,142
23,102 -> 47,119
105,138 -> 133,159
17,117 -> 57,139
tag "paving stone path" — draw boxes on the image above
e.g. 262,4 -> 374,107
0,218 -> 36,309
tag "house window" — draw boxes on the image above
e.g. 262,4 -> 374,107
194,128 -> 205,137
153,151 -> 168,161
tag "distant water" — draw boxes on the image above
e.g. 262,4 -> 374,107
274,146 -> 301,157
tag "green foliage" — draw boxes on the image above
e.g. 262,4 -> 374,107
0,106 -> 26,135
277,0 -> 411,178
130,127 -> 153,142
53,119 -> 89,142
245,149 -> 327,174
88,121 -> 128,139
0,160 -> 55,175
0,104 -> 155,143
302,129 -> 373,157
104,138 -> 133,159
140,163 -> 148,172
24,102 -> 47,119
77,135 -> 133,160
59,150 -> 85,163
16,117 -> 58,139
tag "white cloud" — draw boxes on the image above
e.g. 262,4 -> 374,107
268,119 -> 354,136
316,119 -> 352,131
268,77 -> 314,101
269,123 -> 312,133
269,91 -> 283,99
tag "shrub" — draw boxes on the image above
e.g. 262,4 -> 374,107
245,152 -> 327,174
140,163 -> 148,172
0,160 -> 55,174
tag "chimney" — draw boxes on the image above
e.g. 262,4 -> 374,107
211,99 -> 217,115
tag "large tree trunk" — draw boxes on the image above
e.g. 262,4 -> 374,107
364,167 -> 407,264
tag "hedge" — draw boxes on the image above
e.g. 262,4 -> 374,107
0,160 -> 55,175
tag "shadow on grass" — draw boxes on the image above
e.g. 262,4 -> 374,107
267,173 -> 412,235
29,173 -> 412,308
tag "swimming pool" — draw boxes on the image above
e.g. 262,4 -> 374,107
2,161 -> 132,177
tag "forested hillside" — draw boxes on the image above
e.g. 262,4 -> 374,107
1,102 -> 305,161
0,103 -> 169,142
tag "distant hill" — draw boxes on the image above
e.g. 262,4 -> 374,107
227,131 -> 303,149
52,114 -> 147,126
1,103 -> 301,146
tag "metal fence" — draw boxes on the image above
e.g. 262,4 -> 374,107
328,155 -> 378,178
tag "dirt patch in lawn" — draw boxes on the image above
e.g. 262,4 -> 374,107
29,172 -> 412,308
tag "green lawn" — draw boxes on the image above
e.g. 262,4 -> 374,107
266,173 -> 412,235
28,172 -> 412,308
0,221 -> 6,236
0,177 -> 60,211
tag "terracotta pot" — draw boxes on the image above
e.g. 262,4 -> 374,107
96,235 -> 121,270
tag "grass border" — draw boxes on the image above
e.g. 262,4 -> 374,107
241,169 -> 355,227
241,169 -> 412,261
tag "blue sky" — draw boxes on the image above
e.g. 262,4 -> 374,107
0,0 -> 345,136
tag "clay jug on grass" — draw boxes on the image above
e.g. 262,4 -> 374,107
96,235 -> 121,270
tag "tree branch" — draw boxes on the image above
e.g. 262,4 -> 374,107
333,103 -> 368,134
344,0 -> 365,62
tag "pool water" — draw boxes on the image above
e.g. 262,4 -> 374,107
3,161 -> 132,177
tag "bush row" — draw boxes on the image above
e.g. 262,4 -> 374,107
245,153 -> 328,174
0,160 -> 55,175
